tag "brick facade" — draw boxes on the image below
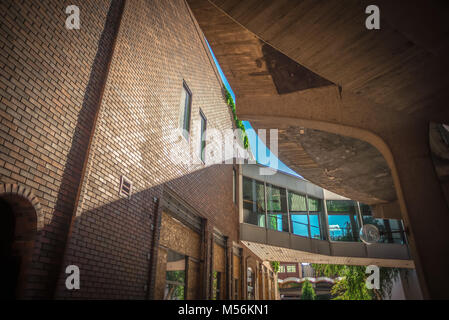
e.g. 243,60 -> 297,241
0,0 -> 276,300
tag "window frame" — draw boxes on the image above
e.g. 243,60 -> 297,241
199,109 -> 207,163
179,81 -> 192,140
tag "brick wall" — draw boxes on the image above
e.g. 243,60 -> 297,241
54,0 -> 237,299
0,0 -> 113,298
1,0 -> 255,300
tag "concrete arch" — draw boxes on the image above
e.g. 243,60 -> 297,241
244,114 -> 409,225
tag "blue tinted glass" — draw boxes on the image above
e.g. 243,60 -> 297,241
328,215 -> 358,241
291,214 -> 309,237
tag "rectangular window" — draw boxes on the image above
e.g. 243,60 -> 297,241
164,250 -> 186,300
286,265 -> 296,273
279,265 -> 285,273
266,184 -> 289,232
360,203 -> 406,244
308,197 -> 324,240
242,177 -> 266,227
247,268 -> 254,300
327,200 -> 360,242
288,191 -> 309,237
179,82 -> 192,140
199,110 -> 207,162
212,271 -> 222,300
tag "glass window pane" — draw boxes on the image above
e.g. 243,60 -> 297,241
267,213 -> 289,232
212,271 -> 222,300
288,192 -> 307,211
180,84 -> 191,139
242,177 -> 266,227
267,184 -> 288,232
164,250 -> 185,300
199,112 -> 206,162
327,200 -> 359,242
288,191 -> 309,237
308,197 -> 321,212
290,214 -> 309,237
308,197 -> 323,240
360,203 -> 406,244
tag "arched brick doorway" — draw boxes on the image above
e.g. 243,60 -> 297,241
0,185 -> 39,299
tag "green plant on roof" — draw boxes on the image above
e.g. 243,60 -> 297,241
224,86 -> 249,149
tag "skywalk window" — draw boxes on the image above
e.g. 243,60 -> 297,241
266,184 -> 289,232
179,82 -> 192,140
242,177 -> 266,227
326,200 -> 360,242
288,191 -> 309,237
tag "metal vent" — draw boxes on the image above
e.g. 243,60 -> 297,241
119,176 -> 132,198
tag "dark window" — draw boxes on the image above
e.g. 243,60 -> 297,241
119,176 -> 132,198
212,271 -> 222,300
266,184 -> 289,232
242,177 -> 266,227
199,110 -> 207,162
179,82 -> 192,139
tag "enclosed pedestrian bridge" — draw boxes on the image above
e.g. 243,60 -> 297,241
239,164 -> 414,268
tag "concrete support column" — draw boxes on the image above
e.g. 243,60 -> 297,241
389,125 -> 449,299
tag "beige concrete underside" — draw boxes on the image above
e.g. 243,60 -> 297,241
187,0 -> 449,298
242,241 -> 414,269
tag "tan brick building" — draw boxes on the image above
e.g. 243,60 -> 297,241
0,0 -> 278,300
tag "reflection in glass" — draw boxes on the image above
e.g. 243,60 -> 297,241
266,184 -> 289,232
243,177 -> 266,227
308,197 -> 324,240
212,271 -> 222,300
164,250 -> 185,300
247,268 -> 254,299
360,204 -> 406,244
326,200 -> 360,242
288,191 -> 309,237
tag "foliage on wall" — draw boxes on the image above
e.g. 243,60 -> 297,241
270,261 -> 280,273
224,86 -> 249,149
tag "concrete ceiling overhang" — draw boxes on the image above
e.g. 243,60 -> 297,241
241,241 -> 414,269
188,0 -> 423,204
187,0 -> 449,207
194,0 -> 449,118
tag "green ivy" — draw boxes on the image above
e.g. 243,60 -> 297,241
224,87 -> 249,149
270,261 -> 280,273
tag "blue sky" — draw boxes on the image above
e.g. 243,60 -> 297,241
205,39 -> 301,178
